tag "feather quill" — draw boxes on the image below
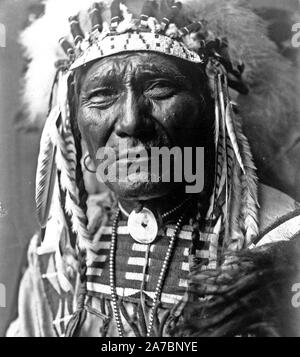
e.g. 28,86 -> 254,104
35,106 -> 60,228
225,102 -> 245,175
234,117 -> 259,246
211,75 -> 221,217
226,159 -> 244,251
218,74 -> 230,241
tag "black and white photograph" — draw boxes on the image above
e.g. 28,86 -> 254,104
0,0 -> 300,341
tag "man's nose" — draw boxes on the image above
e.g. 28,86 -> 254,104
115,90 -> 154,138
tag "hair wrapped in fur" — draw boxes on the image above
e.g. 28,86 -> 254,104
172,235 -> 300,337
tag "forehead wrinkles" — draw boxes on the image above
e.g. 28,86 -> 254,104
81,54 -> 187,88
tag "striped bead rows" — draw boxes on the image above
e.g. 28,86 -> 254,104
110,208 -> 185,337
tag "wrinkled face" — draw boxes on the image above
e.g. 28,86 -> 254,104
76,52 -> 214,200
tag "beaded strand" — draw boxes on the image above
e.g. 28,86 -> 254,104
109,208 -> 185,337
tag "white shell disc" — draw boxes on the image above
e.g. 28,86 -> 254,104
127,208 -> 158,244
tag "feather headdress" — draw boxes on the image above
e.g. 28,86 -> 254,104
24,0 -> 274,258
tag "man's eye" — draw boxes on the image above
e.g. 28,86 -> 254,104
144,81 -> 176,99
87,88 -> 118,106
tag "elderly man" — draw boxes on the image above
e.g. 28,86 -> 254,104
7,0 -> 300,337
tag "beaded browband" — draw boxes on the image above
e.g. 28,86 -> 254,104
58,0 -> 245,92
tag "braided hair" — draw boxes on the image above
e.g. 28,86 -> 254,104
68,73 -> 89,221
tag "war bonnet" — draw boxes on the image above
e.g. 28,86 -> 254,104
19,0 -> 296,254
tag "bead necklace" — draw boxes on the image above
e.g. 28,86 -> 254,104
109,208 -> 185,337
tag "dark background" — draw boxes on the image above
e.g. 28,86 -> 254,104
0,0 -> 299,336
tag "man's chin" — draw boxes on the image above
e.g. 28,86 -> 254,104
105,177 -> 175,201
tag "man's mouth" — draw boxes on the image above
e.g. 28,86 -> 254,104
116,147 -> 150,162
96,146 -> 149,166
96,139 -> 177,186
